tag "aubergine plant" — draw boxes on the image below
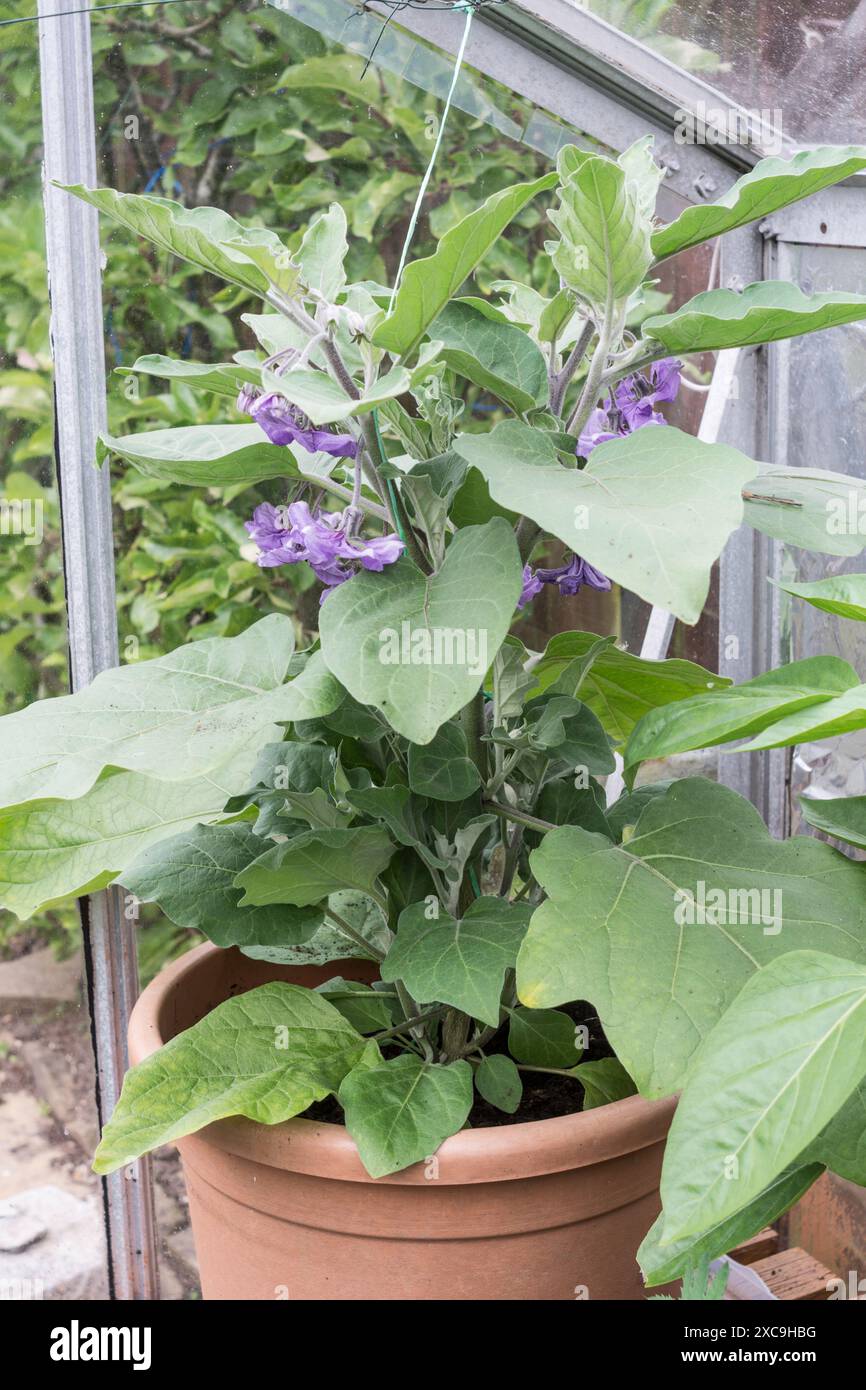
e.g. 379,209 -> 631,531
4,138 -> 866,1282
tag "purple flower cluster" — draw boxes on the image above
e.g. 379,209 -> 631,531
245,501 -> 404,595
578,357 -> 681,458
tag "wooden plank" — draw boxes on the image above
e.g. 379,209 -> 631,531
728,1228 -> 779,1266
749,1248 -> 837,1301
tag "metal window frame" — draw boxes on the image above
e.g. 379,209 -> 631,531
35,0 -> 861,1297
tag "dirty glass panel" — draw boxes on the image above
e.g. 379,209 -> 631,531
0,5 -> 109,1303
585,0 -> 866,143
775,242 -> 866,834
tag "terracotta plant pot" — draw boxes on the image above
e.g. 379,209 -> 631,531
130,942 -> 676,1301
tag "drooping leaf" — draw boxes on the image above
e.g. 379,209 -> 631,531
739,683 -> 866,751
381,897 -> 532,1027
372,171 -> 558,358
639,1164 -> 824,1287
93,982 -> 374,1174
0,751 -> 260,921
98,422 -> 325,489
624,655 -> 858,773
454,422 -> 755,624
61,184 -> 300,297
474,1054 -> 523,1114
235,826 -> 396,908
430,301 -> 548,413
547,153 -> 653,311
774,573 -> 866,623
345,781 -> 449,876
0,618 -> 339,810
522,696 -> 615,774
338,1054 -> 473,1177
659,951 -> 866,1243
507,1005 -> 583,1069
517,778 -> 866,1097
527,630 -> 728,744
800,794 -> 866,851
119,822 -> 323,949
744,465 -> 866,557
318,518 -> 522,744
264,355 -> 435,427
642,281 -> 866,355
651,146 -> 866,261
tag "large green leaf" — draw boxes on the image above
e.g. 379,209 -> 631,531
639,1163 -> 824,1286
98,422 -> 324,489
62,184 -> 300,298
119,823 -> 323,949
624,656 -> 858,772
800,795 -> 866,851
775,573 -> 866,622
372,171 -> 557,358
338,1053 -> 473,1177
507,1006 -> 583,1068
651,146 -> 866,261
93,982 -> 374,1175
660,951 -> 866,1243
527,631 -> 729,743
739,683 -> 866,751
744,465 -> 866,557
123,355 -> 262,399
516,778 -> 866,1097
0,752 -> 256,920
548,153 -> 653,311
234,826 -> 396,908
381,897 -> 532,1027
642,281 -> 866,354
318,518 -> 522,743
430,301 -> 548,413
639,279 -> 866,355
0,617 -> 340,809
454,422 -> 755,624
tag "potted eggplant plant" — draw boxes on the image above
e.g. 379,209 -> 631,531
4,138 -> 866,1298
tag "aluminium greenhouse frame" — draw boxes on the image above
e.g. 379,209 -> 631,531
35,0 -> 866,1298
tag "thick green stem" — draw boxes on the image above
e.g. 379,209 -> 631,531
483,800 -> 555,835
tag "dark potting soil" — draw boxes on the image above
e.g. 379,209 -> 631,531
304,1001 -> 615,1130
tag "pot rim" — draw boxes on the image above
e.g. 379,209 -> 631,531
130,941 -> 676,1186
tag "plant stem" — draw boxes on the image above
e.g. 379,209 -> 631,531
357,414 -> 429,572
483,800 -> 556,835
373,1006 -> 445,1044
516,1063 -> 580,1078
550,319 -> 594,419
567,316 -> 613,438
461,690 -> 487,781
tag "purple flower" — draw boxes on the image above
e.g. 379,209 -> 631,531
536,555 -> 611,596
578,356 -> 681,459
245,499 -> 404,593
518,564 -> 544,609
240,389 -> 359,460
519,554 -> 610,609
344,533 -> 407,573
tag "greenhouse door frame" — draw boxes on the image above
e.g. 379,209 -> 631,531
37,0 -> 864,1298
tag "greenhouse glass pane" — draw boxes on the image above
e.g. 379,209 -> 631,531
775,242 -> 866,833
585,0 -> 866,142
0,6 -> 109,1302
